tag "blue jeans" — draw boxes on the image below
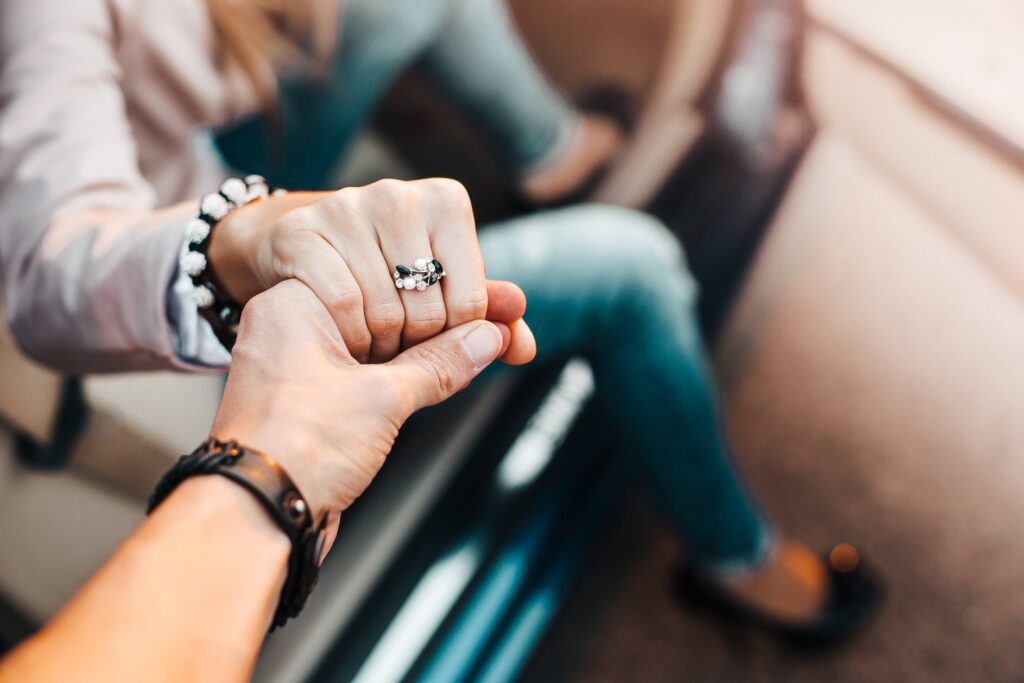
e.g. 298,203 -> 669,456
480,207 -> 772,573
215,0 -> 772,573
216,0 -> 577,190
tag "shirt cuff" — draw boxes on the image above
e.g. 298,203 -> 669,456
167,237 -> 232,368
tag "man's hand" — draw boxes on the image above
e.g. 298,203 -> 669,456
0,279 -> 532,683
212,279 -> 531,542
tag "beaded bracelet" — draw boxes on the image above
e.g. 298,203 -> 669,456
180,175 -> 287,349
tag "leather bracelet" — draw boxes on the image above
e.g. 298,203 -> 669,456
181,175 -> 287,350
147,438 -> 327,631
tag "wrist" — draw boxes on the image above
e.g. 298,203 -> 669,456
170,476 -> 292,560
148,438 -> 330,630
210,423 -> 332,520
207,191 -> 322,303
206,200 -> 264,304
142,475 -> 290,643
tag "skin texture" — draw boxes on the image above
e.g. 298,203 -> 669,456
0,178 -> 538,680
209,178 -> 534,364
0,280 -> 515,682
212,280 -> 529,546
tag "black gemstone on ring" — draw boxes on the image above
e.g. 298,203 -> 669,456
396,265 -> 412,276
428,273 -> 438,284
431,259 -> 444,275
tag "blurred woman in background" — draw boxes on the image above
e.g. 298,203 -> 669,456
0,0 -> 877,642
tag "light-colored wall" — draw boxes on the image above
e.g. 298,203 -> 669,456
715,4 -> 1024,553
509,0 -> 677,98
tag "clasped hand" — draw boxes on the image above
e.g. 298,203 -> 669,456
210,179 -> 535,548
210,178 -> 530,363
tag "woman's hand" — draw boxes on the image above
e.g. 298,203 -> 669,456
209,178 -> 517,364
211,279 -> 524,547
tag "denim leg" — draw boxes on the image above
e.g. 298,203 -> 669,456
216,0 -> 452,189
419,0 -> 579,175
215,0 -> 578,188
479,206 -> 773,572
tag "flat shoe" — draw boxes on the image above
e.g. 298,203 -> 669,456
673,545 -> 884,648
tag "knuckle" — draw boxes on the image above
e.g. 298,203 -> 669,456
346,332 -> 373,356
330,185 -> 360,204
365,301 -> 405,336
404,301 -> 448,335
431,177 -> 470,204
368,178 -> 408,201
413,344 -> 460,399
328,288 -> 363,317
421,178 -> 474,236
366,179 -> 416,228
439,179 -> 473,217
448,290 -> 488,322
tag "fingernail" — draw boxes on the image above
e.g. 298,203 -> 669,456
461,323 -> 502,369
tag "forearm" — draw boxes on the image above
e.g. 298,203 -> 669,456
3,204 -> 208,373
0,476 -> 290,682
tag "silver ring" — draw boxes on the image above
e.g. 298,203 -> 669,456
394,257 -> 445,291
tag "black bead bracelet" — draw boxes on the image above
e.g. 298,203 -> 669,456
180,175 -> 286,350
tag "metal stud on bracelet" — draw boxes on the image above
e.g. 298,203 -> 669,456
147,438 -> 327,631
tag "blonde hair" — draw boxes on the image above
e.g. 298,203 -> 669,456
205,0 -> 339,108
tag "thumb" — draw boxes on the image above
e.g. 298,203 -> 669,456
385,320 -> 504,414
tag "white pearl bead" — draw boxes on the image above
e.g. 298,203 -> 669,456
414,258 -> 428,271
200,193 -> 229,220
247,184 -> 269,202
220,178 -> 248,206
185,218 -> 210,244
403,277 -> 416,290
180,250 -> 207,277
192,285 -> 215,308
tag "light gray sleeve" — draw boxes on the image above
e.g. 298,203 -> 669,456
0,0 -> 215,373
168,238 -> 232,368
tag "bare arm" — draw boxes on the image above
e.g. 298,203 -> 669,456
0,476 -> 289,682
0,279 -> 525,681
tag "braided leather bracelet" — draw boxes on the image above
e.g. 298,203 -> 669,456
180,175 -> 287,350
147,438 -> 327,631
